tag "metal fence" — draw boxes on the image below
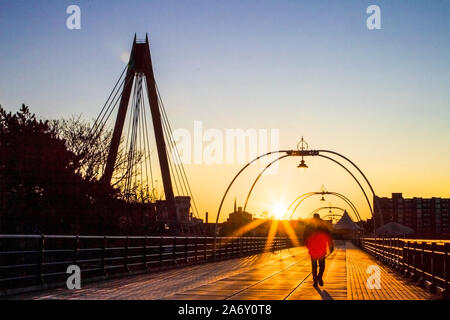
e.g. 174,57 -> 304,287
0,234 -> 291,296
357,237 -> 450,295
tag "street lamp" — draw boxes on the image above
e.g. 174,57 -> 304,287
297,159 -> 308,170
320,185 -> 326,201
296,136 -> 309,173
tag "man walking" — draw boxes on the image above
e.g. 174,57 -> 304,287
303,213 -> 334,287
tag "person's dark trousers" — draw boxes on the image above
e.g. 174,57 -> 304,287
311,257 -> 326,282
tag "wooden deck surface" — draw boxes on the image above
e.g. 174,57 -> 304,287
14,241 -> 438,300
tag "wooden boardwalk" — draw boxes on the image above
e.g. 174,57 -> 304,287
14,241 -> 438,300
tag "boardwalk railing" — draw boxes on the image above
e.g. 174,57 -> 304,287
0,234 -> 291,296
357,237 -> 450,296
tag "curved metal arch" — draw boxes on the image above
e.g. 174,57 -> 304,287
243,154 -> 290,212
285,192 -> 352,220
323,213 -> 345,220
213,145 -> 382,259
214,150 -> 289,232
322,213 -> 346,223
242,153 -> 373,218
307,206 -> 359,223
316,154 -> 373,218
288,192 -> 361,222
308,206 -> 346,218
317,150 -> 383,227
291,192 -> 360,221
213,150 -> 290,259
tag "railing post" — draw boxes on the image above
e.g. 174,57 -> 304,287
213,237 -> 216,262
38,234 -> 45,285
409,241 -> 414,277
401,239 -> 405,272
391,238 -> 395,267
185,237 -> 188,263
386,237 -> 390,263
396,238 -> 400,269
204,237 -> 207,261
395,238 -> 399,269
391,238 -> 394,265
102,235 -> 107,275
444,243 -> 450,299
143,236 -> 147,269
225,238 -> 228,258
411,241 -> 416,278
231,238 -> 236,257
74,235 -> 79,265
194,237 -> 198,262
420,241 -> 425,285
389,238 -> 393,265
430,242 -> 437,292
402,240 -> 407,275
125,236 -> 129,271
173,237 -> 176,264
379,237 -> 382,260
159,236 -> 163,267
375,237 -> 378,259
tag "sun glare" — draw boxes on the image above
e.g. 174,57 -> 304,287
272,203 -> 286,220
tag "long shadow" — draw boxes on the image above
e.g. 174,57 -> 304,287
314,287 -> 334,300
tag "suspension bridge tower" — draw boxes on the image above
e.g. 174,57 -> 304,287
101,34 -> 179,231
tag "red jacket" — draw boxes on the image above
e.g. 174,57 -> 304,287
303,219 -> 334,259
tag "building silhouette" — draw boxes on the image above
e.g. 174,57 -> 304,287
374,193 -> 450,238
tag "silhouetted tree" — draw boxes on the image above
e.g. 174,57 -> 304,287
0,105 -> 162,235
50,115 -> 145,201
0,105 -> 113,234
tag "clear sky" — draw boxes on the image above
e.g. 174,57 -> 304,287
1,0 -> 449,222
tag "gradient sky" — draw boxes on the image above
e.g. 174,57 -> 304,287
1,0 -> 449,222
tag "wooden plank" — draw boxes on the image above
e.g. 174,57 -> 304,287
345,242 -> 438,300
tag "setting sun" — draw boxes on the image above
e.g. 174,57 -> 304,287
272,203 -> 287,220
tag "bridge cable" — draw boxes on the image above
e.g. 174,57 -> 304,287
81,65 -> 127,155
156,83 -> 200,219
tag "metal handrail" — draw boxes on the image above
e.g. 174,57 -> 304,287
0,234 -> 291,296
357,237 -> 449,296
